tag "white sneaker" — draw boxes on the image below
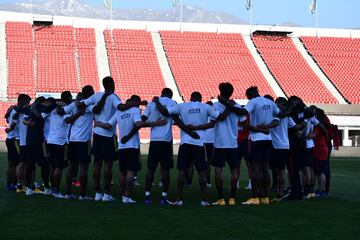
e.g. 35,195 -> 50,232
94,192 -> 103,201
206,183 -> 212,188
245,180 -> 252,190
25,188 -> 33,196
102,194 -> 116,202
122,196 -> 136,204
200,200 -> 211,206
133,180 -> 141,186
53,193 -> 65,199
43,188 -> 52,195
174,200 -> 184,206
79,195 -> 94,201
65,194 -> 77,200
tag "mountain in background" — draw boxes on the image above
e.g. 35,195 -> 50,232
0,0 -> 248,24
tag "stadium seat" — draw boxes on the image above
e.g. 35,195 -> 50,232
252,35 -> 337,104
160,31 -> 275,101
301,37 -> 360,104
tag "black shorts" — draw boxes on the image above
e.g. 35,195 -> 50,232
147,141 -> 173,171
238,140 -> 249,162
248,140 -> 272,162
177,144 -> 206,173
6,138 -> 20,163
48,144 -> 68,169
204,143 -> 214,163
68,141 -> 91,165
213,148 -> 239,169
20,145 -> 28,163
270,148 -> 289,170
305,148 -> 315,168
119,148 -> 141,173
315,160 -> 328,175
93,134 -> 116,163
27,141 -> 46,167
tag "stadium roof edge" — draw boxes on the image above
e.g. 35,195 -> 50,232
0,10 -> 360,38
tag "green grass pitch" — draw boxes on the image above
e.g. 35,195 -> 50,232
0,152 -> 359,240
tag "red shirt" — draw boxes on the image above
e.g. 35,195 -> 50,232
238,114 -> 250,143
313,127 -> 328,161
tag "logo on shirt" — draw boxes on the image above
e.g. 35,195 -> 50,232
189,109 -> 200,114
262,105 -> 270,110
121,113 -> 131,119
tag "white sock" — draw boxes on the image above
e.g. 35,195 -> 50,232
145,191 -> 150,196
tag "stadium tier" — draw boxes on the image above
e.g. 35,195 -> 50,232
104,29 -> 166,101
34,25 -> 79,93
160,31 -> 275,101
252,35 -> 338,104
301,37 -> 360,104
5,22 -> 36,99
75,28 -> 100,92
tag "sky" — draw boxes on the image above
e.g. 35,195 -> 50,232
1,0 -> 360,29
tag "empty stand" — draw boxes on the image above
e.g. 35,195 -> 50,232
301,37 -> 360,104
161,31 -> 275,101
252,35 -> 337,104
34,25 -> 78,93
6,22 -> 35,99
104,29 -> 166,100
75,28 -> 100,92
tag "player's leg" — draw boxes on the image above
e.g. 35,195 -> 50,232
175,144 -> 191,205
144,142 -> 158,204
65,142 -> 78,198
159,141 -> 173,205
259,141 -> 271,204
92,134 -> 103,200
103,136 -> 115,197
204,143 -> 214,187
5,138 -> 18,190
242,141 -> 260,205
228,148 -> 240,205
51,144 -> 65,198
212,148 -> 226,205
193,145 -> 208,206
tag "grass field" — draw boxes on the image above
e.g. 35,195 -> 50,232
0,152 -> 359,240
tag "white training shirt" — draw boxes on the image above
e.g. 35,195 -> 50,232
18,114 -> 28,146
213,102 -> 247,149
204,117 -> 215,144
83,92 -> 122,137
6,109 -> 19,140
245,96 -> 280,142
305,116 -> 320,149
42,114 -> 50,141
143,97 -> 177,142
271,117 -> 296,149
109,107 -> 142,149
168,101 -> 220,146
46,109 -> 71,146
64,102 -> 94,142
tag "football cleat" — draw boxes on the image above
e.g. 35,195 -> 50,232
260,197 -> 270,205
200,200 -> 211,206
212,198 -> 226,206
241,198 -> 260,205
94,192 -> 103,201
228,198 -> 236,206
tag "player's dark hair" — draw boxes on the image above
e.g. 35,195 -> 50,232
130,95 -> 141,103
245,86 -> 259,99
206,101 -> 213,106
161,88 -> 173,98
34,96 -> 46,104
219,82 -> 234,99
82,85 -> 94,99
190,91 -> 202,102
61,91 -> 72,103
102,76 -> 114,91
17,94 -> 31,105
264,94 -> 274,101
275,97 -> 287,105
46,97 -> 56,105
315,108 -> 326,121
